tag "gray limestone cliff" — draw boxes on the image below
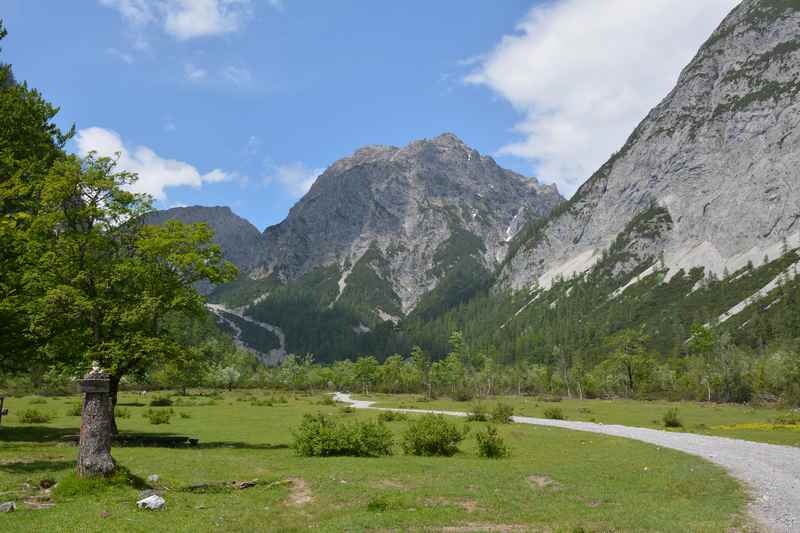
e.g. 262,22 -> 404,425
500,0 -> 800,291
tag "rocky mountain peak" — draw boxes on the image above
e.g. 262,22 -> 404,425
501,0 -> 800,291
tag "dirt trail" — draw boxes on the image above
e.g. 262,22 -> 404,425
333,392 -> 800,532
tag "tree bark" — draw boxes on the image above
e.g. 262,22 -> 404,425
78,368 -> 117,478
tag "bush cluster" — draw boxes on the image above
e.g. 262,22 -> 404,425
401,414 -> 467,457
293,413 -> 393,457
543,407 -> 565,420
491,403 -> 514,424
18,408 -> 52,424
377,410 -> 408,423
114,407 -> 131,419
466,403 -> 488,422
65,402 -> 83,417
143,408 -> 173,425
662,408 -> 683,428
475,426 -> 510,459
149,396 -> 173,407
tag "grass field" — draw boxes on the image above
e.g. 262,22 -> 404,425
362,393 -> 800,447
0,391 -> 753,532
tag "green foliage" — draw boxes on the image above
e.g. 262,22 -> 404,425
143,408 -> 173,425
292,413 -> 393,457
466,403 -> 488,422
401,414 -> 467,456
475,426 -> 510,459
491,403 -> 514,424
115,407 -> 131,419
366,494 -> 406,512
149,396 -> 173,407
376,410 -> 408,423
773,412 -> 800,425
18,408 -> 52,424
663,408 -> 683,428
543,407 -> 566,420
179,411 -> 192,419
65,402 -> 83,417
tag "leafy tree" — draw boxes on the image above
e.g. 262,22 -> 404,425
23,153 -> 236,428
605,328 -> 653,397
0,21 -> 74,372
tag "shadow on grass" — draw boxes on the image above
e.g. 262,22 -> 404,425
0,459 -> 74,474
195,442 -> 290,450
0,426 -> 290,451
0,426 -> 77,443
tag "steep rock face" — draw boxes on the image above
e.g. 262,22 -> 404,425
258,133 -> 563,314
501,0 -> 800,291
146,206 -> 265,270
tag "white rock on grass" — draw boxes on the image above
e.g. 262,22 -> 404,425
0,501 -> 16,513
147,474 -> 160,483
137,495 -> 165,511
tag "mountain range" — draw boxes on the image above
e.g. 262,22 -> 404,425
151,0 -> 800,364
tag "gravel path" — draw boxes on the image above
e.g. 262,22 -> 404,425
333,393 -> 800,532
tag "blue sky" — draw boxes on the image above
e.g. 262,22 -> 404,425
2,0 -> 737,230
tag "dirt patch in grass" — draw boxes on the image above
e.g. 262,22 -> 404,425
526,475 -> 561,490
425,497 -> 482,513
371,478 -> 407,490
286,477 -> 313,506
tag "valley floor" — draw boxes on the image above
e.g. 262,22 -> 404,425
0,391 -> 765,532
340,394 -> 800,532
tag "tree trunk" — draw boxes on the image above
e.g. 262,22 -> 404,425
78,368 -> 117,478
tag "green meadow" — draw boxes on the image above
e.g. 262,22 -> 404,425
0,391 -> 756,532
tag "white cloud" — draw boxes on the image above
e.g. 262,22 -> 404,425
76,127 -> 231,201
264,162 -> 324,198
184,63 -> 208,82
100,0 -> 253,41
466,0 -> 739,197
222,65 -> 252,85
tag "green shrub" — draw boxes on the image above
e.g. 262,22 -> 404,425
114,407 -> 131,419
143,408 -> 173,425
475,426 -> 510,459
491,403 -> 514,424
377,411 -> 408,423
315,395 -> 336,406
250,399 -> 273,407
466,403 -> 488,422
663,408 -> 683,428
18,409 -> 52,424
452,389 -> 474,402
149,396 -> 173,407
65,402 -> 83,417
366,494 -> 405,512
292,413 -> 393,457
339,406 -> 355,414
773,412 -> 800,425
29,397 -> 47,405
543,407 -> 565,420
179,411 -> 191,419
401,414 -> 467,457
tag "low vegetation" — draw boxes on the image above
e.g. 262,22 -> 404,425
475,426 -> 510,459
401,414 -> 467,457
292,413 -> 393,457
0,391 -> 752,531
